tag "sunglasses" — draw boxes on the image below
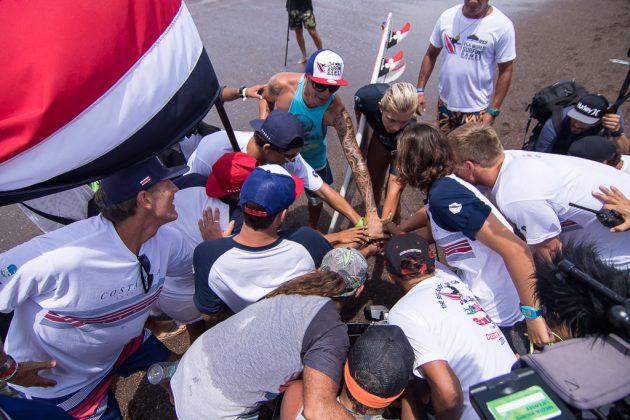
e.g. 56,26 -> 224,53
268,145 -> 299,162
310,79 -> 340,94
137,254 -> 154,293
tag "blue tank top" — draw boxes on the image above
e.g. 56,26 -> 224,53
288,76 -> 335,170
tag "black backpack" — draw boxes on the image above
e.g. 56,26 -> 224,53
522,80 -> 588,150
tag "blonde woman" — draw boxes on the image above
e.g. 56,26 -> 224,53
354,82 -> 417,217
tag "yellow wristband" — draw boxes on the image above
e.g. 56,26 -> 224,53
355,217 -> 365,227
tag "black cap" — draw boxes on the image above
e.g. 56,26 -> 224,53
250,110 -> 305,150
100,157 -> 188,205
567,94 -> 609,125
384,232 -> 435,277
347,325 -> 414,399
568,135 -> 618,163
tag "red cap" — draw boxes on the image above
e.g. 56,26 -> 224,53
205,152 -> 257,198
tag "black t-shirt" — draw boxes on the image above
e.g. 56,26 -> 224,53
354,83 -> 414,151
287,0 -> 313,12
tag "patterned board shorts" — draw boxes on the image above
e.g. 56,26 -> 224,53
437,98 -> 488,134
289,9 -> 317,30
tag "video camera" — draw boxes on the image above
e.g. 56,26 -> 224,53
470,259 -> 630,419
346,305 -> 390,341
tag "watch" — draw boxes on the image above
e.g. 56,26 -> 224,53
520,304 -> 544,319
611,128 -> 624,137
487,108 -> 501,118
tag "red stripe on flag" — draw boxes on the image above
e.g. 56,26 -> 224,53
0,0 -> 182,163
444,34 -> 455,54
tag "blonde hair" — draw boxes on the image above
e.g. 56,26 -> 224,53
446,123 -> 504,167
380,82 -> 417,114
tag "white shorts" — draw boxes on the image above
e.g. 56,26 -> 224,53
156,288 -> 202,325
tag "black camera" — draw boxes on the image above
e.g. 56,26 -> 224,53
470,259 -> 630,419
346,305 -> 390,338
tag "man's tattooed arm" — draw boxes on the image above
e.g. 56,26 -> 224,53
333,109 -> 377,214
333,108 -> 385,238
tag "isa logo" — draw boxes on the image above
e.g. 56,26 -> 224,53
1,264 -> 17,277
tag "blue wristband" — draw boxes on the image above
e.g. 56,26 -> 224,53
520,304 -> 544,319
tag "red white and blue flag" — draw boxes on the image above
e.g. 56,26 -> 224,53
444,33 -> 457,54
0,0 -> 220,205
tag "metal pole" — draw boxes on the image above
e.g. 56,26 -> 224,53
284,0 -> 292,67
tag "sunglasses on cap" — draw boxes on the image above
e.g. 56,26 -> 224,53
310,79 -> 340,94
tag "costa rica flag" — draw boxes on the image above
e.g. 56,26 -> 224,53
0,0 -> 220,204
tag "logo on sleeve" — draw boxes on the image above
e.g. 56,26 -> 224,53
448,202 -> 462,214
312,170 -> 320,179
1,264 -> 17,278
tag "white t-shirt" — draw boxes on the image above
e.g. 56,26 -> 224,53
427,175 -> 522,326
157,187 -> 230,322
388,269 -> 516,420
430,5 -> 516,112
186,130 -> 324,192
0,216 -> 189,399
493,150 -> 630,268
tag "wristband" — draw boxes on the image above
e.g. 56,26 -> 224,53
238,85 -> 247,101
0,356 -> 18,382
520,304 -> 544,319
355,217 -> 365,228
487,108 -> 501,118
416,87 -> 425,96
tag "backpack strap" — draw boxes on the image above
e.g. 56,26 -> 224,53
550,107 -> 566,134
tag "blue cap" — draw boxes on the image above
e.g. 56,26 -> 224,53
100,157 -> 188,205
249,110 -> 305,150
239,164 -> 304,217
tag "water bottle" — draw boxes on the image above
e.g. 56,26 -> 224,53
147,361 -> 180,385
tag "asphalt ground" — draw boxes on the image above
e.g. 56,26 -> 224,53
1,0 -> 629,418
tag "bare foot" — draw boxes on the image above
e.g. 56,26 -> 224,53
298,56 -> 307,64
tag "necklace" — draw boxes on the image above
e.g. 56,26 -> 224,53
454,5 -> 489,41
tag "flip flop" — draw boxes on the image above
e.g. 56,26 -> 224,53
298,57 -> 307,64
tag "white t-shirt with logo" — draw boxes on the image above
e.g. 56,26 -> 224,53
427,175 -> 523,326
388,268 -> 517,420
429,5 -> 516,112
0,216 -> 189,399
492,150 -> 630,268
186,130 -> 324,192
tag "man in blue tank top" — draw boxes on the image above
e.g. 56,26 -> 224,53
260,49 -> 383,237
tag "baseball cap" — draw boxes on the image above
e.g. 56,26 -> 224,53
250,110 -> 305,150
205,152 -> 257,198
568,135 -> 618,163
100,156 -> 188,205
567,94 -> 609,125
345,325 -> 414,408
320,247 -> 369,297
384,232 -> 435,277
239,164 -> 304,217
305,49 -> 349,86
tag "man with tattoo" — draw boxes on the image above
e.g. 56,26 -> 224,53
260,49 -> 383,236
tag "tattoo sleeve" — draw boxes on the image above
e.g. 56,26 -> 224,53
333,109 -> 377,213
